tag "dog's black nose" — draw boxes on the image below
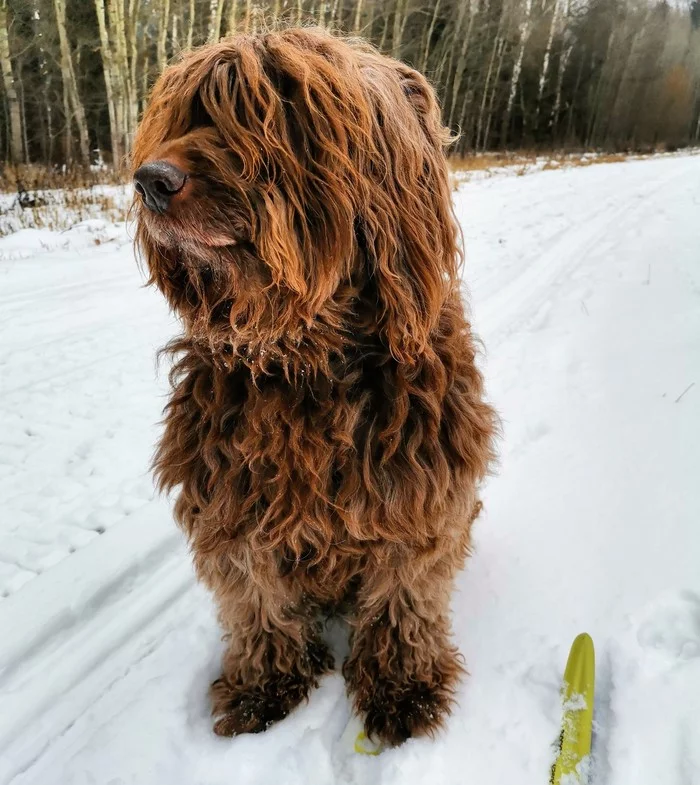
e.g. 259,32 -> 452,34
134,160 -> 187,213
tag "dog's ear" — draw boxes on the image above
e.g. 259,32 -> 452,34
255,186 -> 307,297
361,64 -> 459,365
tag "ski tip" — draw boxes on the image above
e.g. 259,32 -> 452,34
563,632 -> 595,698
341,714 -> 384,756
550,632 -> 596,785
354,731 -> 383,756
572,632 -> 594,654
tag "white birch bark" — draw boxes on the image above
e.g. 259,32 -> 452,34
187,0 -> 195,48
0,0 -> 23,163
228,0 -> 240,33
506,0 -> 533,117
476,33 -> 502,149
353,0 -> 364,32
208,0 -> 225,42
93,0 -> 121,164
421,0 -> 442,73
157,0 -> 171,72
53,0 -> 91,165
551,44 -> 572,130
448,0 -> 478,129
537,0 -> 561,107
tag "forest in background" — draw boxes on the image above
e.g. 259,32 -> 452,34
1,0 -> 700,172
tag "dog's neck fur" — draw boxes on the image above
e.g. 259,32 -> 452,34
179,266 -> 387,388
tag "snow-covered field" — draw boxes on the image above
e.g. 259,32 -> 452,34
1,154 -> 699,784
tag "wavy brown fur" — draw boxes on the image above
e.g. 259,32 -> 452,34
132,27 -> 498,745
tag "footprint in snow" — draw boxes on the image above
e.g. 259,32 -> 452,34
635,590 -> 700,664
594,592 -> 700,783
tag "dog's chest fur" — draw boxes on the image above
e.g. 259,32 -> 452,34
164,341 -> 427,601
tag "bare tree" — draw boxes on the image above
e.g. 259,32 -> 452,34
421,0 -> 443,73
53,0 -> 91,165
0,0 -> 24,163
2,0 -> 700,167
94,0 -> 122,164
503,0 -> 533,141
228,0 -> 240,32
158,0 -> 171,71
187,0 -> 196,47
208,0 -> 225,41
535,0 -> 562,123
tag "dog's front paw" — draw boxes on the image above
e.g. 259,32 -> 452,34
360,677 -> 454,746
210,673 -> 311,736
210,640 -> 334,736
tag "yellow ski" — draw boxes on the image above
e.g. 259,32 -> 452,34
354,730 -> 382,756
550,633 -> 595,784
341,714 -> 383,756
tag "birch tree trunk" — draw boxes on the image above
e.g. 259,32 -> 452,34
421,0 -> 442,73
171,8 -> 178,49
483,35 -> 507,149
208,0 -> 225,42
444,0 -> 470,118
61,62 -> 72,165
353,0 -> 364,32
548,0 -> 570,133
93,0 -> 121,164
0,0 -> 24,163
448,0 -> 478,129
110,0 -> 132,155
157,0 -> 171,72
127,0 -> 141,132
141,50 -> 150,114
19,76 -> 28,166
53,0 -> 91,165
365,0 -> 376,37
228,0 -> 240,33
379,8 -> 390,51
502,0 -> 533,144
551,44 -> 572,133
392,0 -> 407,56
187,0 -> 195,48
476,33 -> 502,149
535,0 -> 561,123
330,0 -> 342,26
244,0 -> 253,31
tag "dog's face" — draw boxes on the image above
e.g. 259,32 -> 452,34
132,28 -> 458,363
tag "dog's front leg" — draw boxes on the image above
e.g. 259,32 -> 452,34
205,561 -> 334,737
343,548 -> 465,746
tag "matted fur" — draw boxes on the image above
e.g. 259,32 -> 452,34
132,27 -> 498,745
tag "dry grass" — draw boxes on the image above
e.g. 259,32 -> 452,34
0,165 -> 129,237
446,149 -> 690,189
0,164 -> 125,193
449,149 -> 672,176
1,150 -> 695,235
450,151 -> 541,172
540,152 -> 628,170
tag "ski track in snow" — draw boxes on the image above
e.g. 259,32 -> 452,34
1,155 -> 699,784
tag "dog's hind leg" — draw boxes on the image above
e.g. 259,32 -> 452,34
342,545 -> 466,746
207,570 -> 334,737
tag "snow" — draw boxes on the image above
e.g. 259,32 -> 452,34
1,154 -> 699,784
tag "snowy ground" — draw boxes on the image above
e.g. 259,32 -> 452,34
1,154 -> 699,784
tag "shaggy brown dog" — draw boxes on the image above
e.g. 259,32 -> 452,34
132,27 -> 497,746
